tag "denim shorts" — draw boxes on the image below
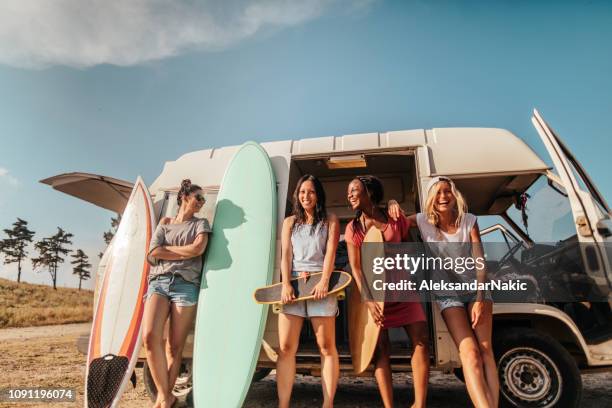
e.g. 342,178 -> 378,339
281,296 -> 338,318
436,290 -> 493,312
146,273 -> 199,307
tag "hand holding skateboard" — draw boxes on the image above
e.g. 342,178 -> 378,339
254,271 -> 352,305
366,301 -> 384,327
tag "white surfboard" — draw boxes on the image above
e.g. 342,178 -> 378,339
85,177 -> 155,408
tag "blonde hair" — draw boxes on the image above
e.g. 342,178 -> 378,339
424,179 -> 468,229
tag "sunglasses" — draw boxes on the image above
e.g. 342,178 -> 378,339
194,194 -> 206,203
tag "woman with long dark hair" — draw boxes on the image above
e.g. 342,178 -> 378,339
143,179 -> 210,408
277,174 -> 340,408
345,175 -> 430,408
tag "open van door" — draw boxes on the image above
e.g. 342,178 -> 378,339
532,109 -> 612,286
40,172 -> 133,214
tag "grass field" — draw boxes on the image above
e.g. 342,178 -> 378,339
0,278 -> 93,328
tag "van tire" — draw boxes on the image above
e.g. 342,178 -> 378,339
494,328 -> 581,408
453,368 -> 465,383
252,367 -> 272,382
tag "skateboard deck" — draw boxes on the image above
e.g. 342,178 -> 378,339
193,141 -> 277,408
253,271 -> 352,304
348,227 -> 385,374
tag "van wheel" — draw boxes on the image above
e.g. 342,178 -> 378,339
494,328 -> 581,408
453,368 -> 465,383
143,360 -> 193,403
252,367 -> 272,382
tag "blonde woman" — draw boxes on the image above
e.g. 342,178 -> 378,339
395,176 -> 498,408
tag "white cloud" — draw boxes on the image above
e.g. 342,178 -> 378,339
0,167 -> 18,186
0,0 -> 374,69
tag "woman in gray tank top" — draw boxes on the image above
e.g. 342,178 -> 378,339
144,179 -> 210,408
277,174 -> 340,408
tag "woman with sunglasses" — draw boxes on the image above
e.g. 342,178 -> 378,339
144,179 -> 210,408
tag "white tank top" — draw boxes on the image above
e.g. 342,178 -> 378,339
416,212 -> 477,243
416,213 -> 479,292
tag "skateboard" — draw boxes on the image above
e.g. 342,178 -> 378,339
253,271 -> 352,304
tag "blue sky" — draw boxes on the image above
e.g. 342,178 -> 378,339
0,0 -> 611,289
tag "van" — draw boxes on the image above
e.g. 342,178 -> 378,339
43,109 -> 612,407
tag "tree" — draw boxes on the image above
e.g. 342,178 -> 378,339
32,227 -> 73,290
71,249 -> 91,291
99,213 -> 121,258
2,218 -> 35,283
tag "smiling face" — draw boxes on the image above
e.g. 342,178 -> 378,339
433,181 -> 456,214
298,180 -> 318,212
347,179 -> 369,211
183,189 -> 205,213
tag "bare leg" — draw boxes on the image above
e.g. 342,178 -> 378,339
468,301 -> 499,408
277,313 -> 304,408
142,294 -> 170,408
164,303 -> 197,408
442,307 -> 493,408
373,329 -> 394,408
311,317 -> 339,408
404,321 -> 430,408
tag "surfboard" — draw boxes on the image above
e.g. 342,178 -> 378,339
193,141 -> 277,407
85,177 -> 155,408
348,227 -> 385,374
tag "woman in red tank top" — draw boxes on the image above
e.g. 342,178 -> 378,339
345,175 -> 430,408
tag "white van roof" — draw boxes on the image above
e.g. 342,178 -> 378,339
150,127 -> 548,195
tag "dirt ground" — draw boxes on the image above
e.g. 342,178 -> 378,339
1,323 -> 611,407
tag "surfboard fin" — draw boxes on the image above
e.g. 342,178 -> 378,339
130,371 -> 137,388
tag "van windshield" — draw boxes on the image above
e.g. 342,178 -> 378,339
506,175 -> 575,243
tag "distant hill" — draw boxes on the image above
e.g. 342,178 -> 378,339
0,278 -> 93,328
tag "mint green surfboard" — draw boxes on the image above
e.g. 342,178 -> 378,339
193,141 -> 277,407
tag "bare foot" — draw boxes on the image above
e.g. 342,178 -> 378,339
161,394 -> 177,408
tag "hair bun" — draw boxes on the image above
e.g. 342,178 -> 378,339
181,179 -> 192,189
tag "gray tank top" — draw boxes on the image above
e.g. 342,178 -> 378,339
291,221 -> 328,274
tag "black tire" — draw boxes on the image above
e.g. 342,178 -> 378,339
494,328 -> 582,408
142,360 -> 193,403
252,367 -> 272,382
453,368 -> 465,383
185,389 -> 193,408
